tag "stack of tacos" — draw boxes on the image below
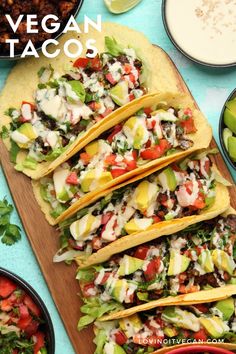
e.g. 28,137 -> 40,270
0,23 -> 235,354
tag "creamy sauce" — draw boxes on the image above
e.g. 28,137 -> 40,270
165,0 -> 236,65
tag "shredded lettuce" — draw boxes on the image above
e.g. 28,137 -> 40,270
53,249 -> 83,263
22,156 -> 38,170
105,36 -> 124,56
68,81 -> 86,103
78,297 -> 124,330
9,140 -> 20,164
94,329 -> 107,354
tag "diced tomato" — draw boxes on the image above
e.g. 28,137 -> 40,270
180,117 -> 197,134
89,101 -> 101,111
92,237 -> 102,251
193,194 -> 206,209
134,245 -> 149,260
101,107 -> 113,118
101,212 -> 114,225
33,332 -> 45,354
124,64 -> 132,74
193,329 -> 208,342
81,283 -> 97,298
24,295 -> 41,317
66,172 -> 79,185
144,107 -> 153,115
107,124 -> 123,143
140,139 -> 169,160
0,292 -> 18,311
18,315 -> 33,330
25,319 -> 40,337
73,56 -> 102,71
155,317 -> 165,329
129,93 -> 135,101
125,158 -> 137,171
19,304 -> 29,319
22,101 -> 35,111
200,159 -> 211,177
0,277 -> 17,298
183,249 -> 192,258
193,304 -> 209,313
73,57 -> 89,68
179,284 -> 200,294
182,330 -> 190,338
111,168 -> 127,179
95,272 -> 111,285
80,152 -> 91,165
104,154 -> 117,166
106,73 -> 117,85
152,215 -> 161,224
178,273 -> 187,283
184,108 -> 193,117
114,330 -> 127,345
140,147 -> 161,160
129,73 -> 136,84
12,350 -> 18,354
145,139 -> 152,148
144,257 -> 161,281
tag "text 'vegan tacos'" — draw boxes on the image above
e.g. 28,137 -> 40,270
32,91 -> 212,225
53,152 -> 230,268
93,286 -> 236,353
0,23 -> 183,179
77,210 -> 236,328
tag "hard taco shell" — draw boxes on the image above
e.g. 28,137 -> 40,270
0,23 -> 183,179
32,91 -> 212,225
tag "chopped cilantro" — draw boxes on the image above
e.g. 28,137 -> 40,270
0,198 -> 21,246
0,126 -> 9,139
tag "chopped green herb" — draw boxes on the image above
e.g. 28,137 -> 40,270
0,198 -> 21,246
0,126 -> 9,139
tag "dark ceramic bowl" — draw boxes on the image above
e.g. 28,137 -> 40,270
162,0 -> 236,68
219,88 -> 236,171
0,267 -> 55,353
0,0 -> 84,60
168,345 -> 235,354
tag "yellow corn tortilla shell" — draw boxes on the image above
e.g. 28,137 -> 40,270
0,23 -> 182,179
96,285 -> 236,352
100,284 -> 236,321
74,165 -> 230,268
32,91 -> 212,225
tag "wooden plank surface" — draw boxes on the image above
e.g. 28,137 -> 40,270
0,45 -> 236,354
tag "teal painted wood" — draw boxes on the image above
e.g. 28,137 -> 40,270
0,1 -> 235,353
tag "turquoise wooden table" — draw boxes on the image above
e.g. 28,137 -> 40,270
0,1 -> 236,353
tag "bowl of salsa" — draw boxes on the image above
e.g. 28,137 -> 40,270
0,267 -> 55,353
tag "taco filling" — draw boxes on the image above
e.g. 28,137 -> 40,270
5,37 -> 146,169
56,153 -> 216,260
94,297 -> 236,353
77,214 -> 236,328
40,106 -> 196,217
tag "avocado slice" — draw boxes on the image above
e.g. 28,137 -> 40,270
214,297 -> 235,321
118,255 -> 144,276
158,167 -> 177,192
223,128 -> 233,151
198,249 -> 214,273
228,136 -> 236,162
168,250 -> 191,276
200,316 -> 229,339
11,123 -> 38,149
163,327 -> 178,337
212,249 -> 235,275
81,170 -> 113,192
119,314 -> 142,338
85,140 -> 99,157
226,98 -> 236,115
224,108 -> 236,135
162,307 -> 200,332
70,214 -> 101,241
109,279 -> 129,303
110,81 -> 129,107
134,181 -> 159,213
123,116 -> 148,149
53,167 -> 71,203
124,218 -> 153,235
